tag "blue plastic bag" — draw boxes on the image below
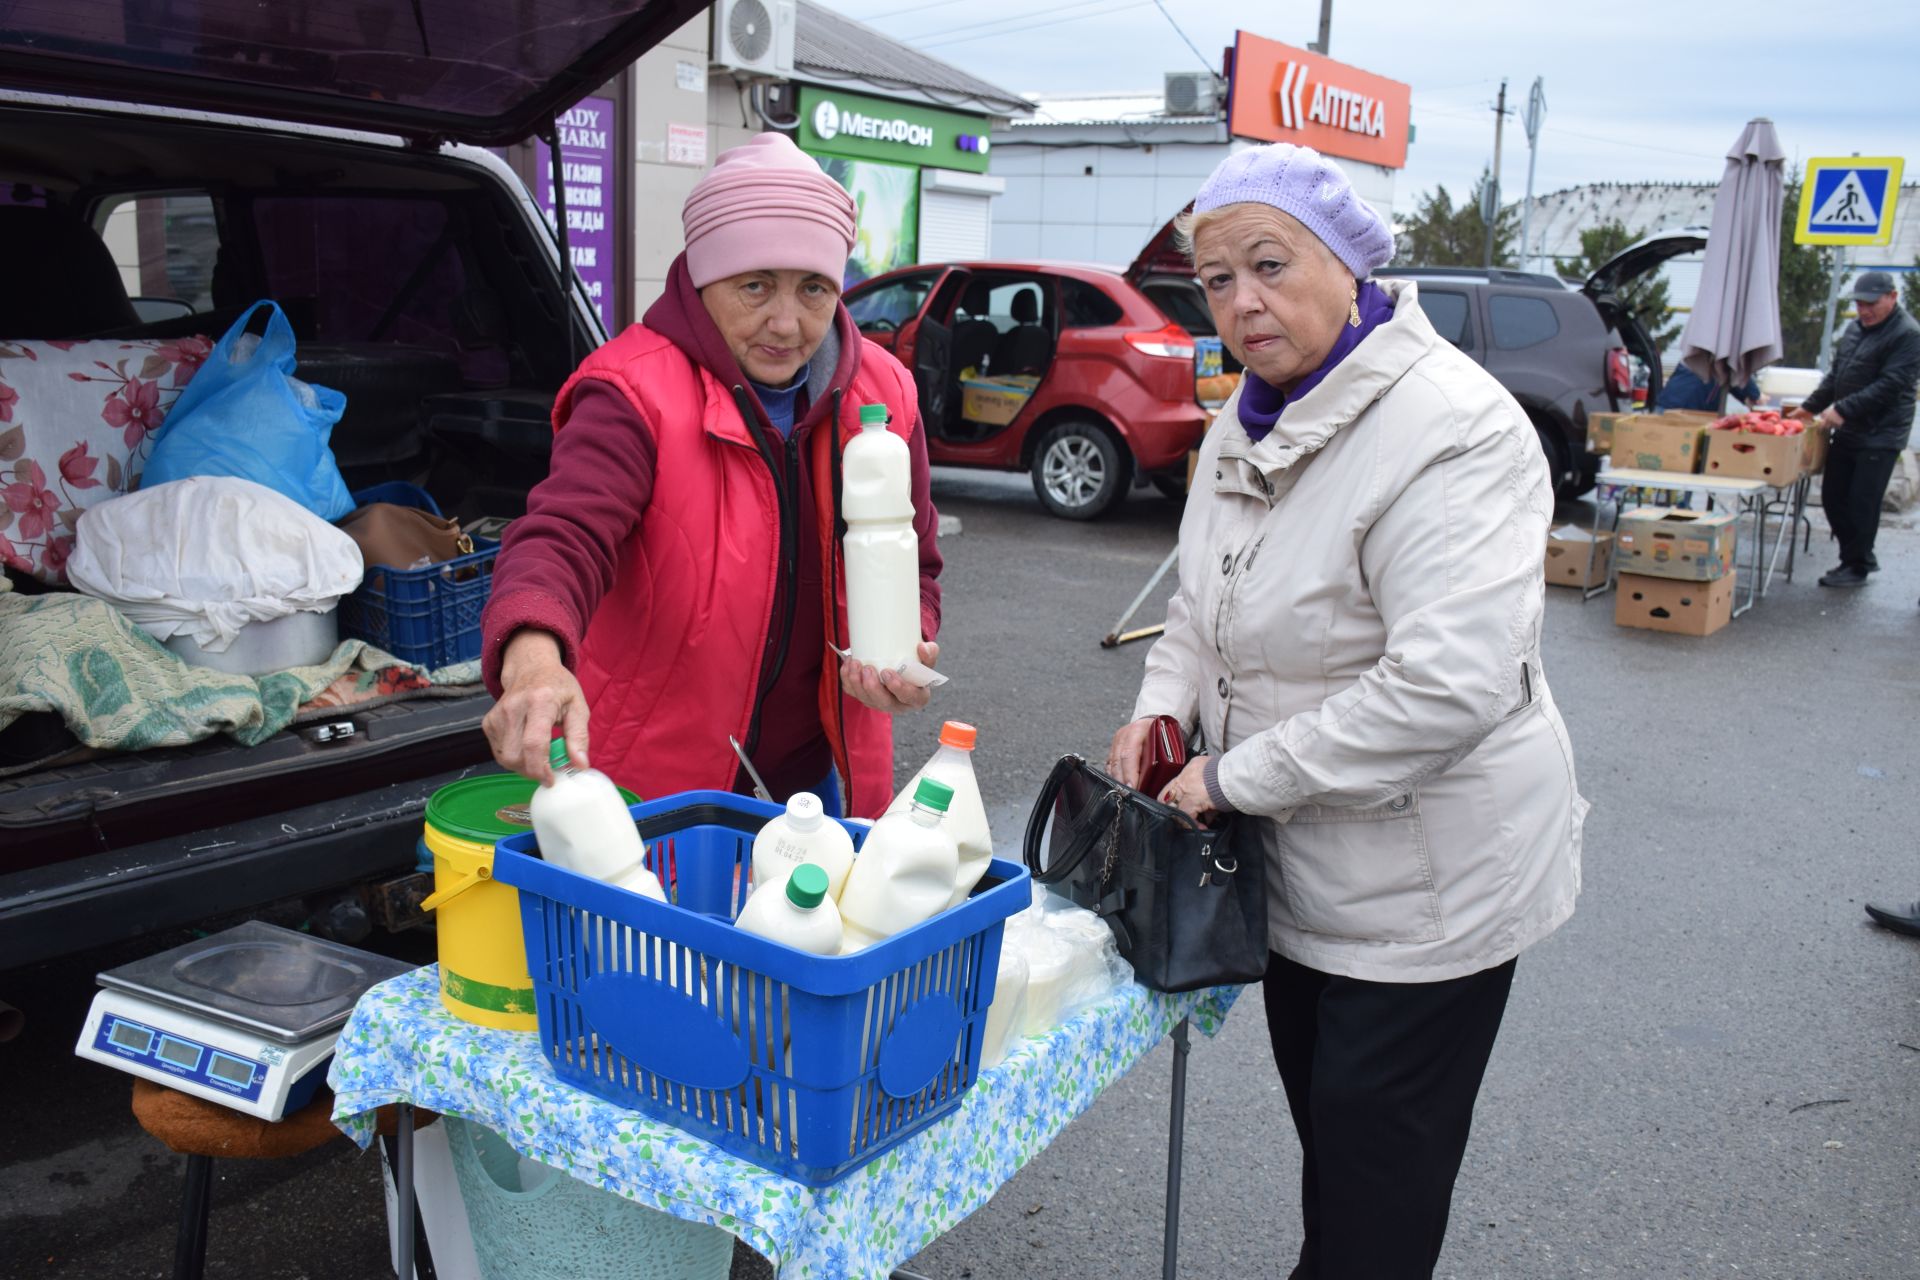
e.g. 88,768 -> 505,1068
143,301 -> 353,521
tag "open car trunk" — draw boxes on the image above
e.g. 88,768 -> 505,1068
0,99 -> 598,967
1583,227 -> 1709,409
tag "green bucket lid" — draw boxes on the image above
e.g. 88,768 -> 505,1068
427,772 -> 640,845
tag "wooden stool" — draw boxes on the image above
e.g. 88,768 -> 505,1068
130,1079 -> 430,1280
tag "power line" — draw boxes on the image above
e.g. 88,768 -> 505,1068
1151,0 -> 1216,73
918,0 -> 1158,49
902,0 -> 1138,46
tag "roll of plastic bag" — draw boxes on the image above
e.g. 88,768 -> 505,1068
67,476 -> 364,652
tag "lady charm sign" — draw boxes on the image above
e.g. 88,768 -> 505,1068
535,97 -> 619,326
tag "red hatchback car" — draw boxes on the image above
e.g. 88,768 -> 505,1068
844,255 -> 1212,518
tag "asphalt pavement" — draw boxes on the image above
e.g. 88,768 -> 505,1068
4,465 -> 1917,1279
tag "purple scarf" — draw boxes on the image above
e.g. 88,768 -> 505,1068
1239,281 -> 1395,442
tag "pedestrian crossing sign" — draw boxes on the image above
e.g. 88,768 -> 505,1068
1795,157 -> 1904,246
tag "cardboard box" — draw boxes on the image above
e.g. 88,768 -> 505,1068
1586,412 -> 1629,454
1610,414 -> 1708,474
1703,428 -> 1809,484
1614,571 -> 1736,636
959,374 -> 1040,426
1614,507 -> 1737,581
1544,527 -> 1615,589
1802,423 -> 1831,476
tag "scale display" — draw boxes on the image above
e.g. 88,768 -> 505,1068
91,1013 -> 264,1104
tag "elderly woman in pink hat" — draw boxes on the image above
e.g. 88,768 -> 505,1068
1108,143 -> 1586,1278
480,132 -> 941,817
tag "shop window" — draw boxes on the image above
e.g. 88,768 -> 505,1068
95,192 -> 219,314
1061,279 -> 1122,329
849,273 -> 935,333
1419,290 -> 1472,349
1488,294 -> 1559,350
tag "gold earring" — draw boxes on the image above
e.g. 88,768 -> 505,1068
1348,283 -> 1362,329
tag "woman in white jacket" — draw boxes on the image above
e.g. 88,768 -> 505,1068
1108,143 -> 1585,1280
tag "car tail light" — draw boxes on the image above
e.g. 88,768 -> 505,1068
1125,327 -> 1197,360
1606,347 -> 1631,396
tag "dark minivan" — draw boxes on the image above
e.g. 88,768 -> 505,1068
0,0 -> 708,981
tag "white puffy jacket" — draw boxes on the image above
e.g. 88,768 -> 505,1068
1134,281 -> 1585,983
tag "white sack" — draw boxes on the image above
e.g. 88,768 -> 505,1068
67,476 -> 363,652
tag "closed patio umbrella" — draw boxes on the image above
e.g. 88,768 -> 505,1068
1678,118 -> 1786,390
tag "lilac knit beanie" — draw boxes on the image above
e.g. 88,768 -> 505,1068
1194,142 -> 1394,279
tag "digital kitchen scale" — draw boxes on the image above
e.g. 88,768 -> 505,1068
75,922 -> 416,1121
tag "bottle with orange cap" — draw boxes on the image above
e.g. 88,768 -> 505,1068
885,720 -> 993,908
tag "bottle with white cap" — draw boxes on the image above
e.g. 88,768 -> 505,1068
751,792 -> 854,900
836,777 -> 959,953
841,402 -> 922,674
886,721 -> 992,907
528,739 -> 665,901
734,863 -> 843,956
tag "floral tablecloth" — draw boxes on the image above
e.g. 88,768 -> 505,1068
331,965 -> 1236,1279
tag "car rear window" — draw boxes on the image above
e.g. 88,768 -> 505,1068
1142,281 -> 1214,336
1489,295 -> 1560,350
1062,279 -> 1123,328
254,196 -> 466,353
1418,289 -> 1472,349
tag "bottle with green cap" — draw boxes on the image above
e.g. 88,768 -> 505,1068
835,775 -> 961,954
527,738 -> 665,901
841,399 -> 921,674
734,861 -> 844,955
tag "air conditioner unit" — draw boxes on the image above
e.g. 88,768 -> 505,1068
712,0 -> 797,79
1163,71 -> 1224,117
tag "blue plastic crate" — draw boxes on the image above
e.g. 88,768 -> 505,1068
491,791 -> 1030,1186
337,537 -> 497,668
349,481 -> 442,516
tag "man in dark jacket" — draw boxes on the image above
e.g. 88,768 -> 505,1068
1792,271 -> 1920,587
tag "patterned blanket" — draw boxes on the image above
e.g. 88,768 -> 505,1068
0,587 -> 481,754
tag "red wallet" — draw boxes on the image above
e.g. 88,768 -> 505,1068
1138,714 -> 1188,797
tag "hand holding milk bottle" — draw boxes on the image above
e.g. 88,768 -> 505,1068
837,778 -> 959,953
752,793 -> 854,899
887,721 -> 992,907
842,403 -> 924,679
528,740 -> 666,900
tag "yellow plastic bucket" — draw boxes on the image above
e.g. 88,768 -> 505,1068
421,773 -> 639,1031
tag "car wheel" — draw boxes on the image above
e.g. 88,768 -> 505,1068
1031,421 -> 1130,519
1532,417 -> 1575,498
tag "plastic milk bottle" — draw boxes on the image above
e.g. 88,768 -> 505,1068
842,403 -> 921,673
734,863 -> 843,955
528,740 -> 665,901
836,778 -> 959,953
887,721 -> 992,908
752,793 -> 855,899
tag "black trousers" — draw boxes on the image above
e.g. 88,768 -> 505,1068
1821,446 -> 1901,572
1264,951 -> 1516,1280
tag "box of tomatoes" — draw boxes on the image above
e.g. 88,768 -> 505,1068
1703,411 -> 1812,484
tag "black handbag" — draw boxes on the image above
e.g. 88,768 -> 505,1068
1021,754 -> 1268,993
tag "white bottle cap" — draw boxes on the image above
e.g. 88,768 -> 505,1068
786,792 -> 824,833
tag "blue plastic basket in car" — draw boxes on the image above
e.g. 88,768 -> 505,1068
491,791 -> 1030,1187
339,482 -> 495,668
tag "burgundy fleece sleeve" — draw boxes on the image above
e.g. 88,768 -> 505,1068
908,408 -> 943,643
481,379 -> 656,696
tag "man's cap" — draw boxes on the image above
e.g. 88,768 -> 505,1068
1848,270 -> 1897,301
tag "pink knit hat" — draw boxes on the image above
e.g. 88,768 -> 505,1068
682,133 -> 858,288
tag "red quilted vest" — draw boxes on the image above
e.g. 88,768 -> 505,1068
554,325 -> 918,818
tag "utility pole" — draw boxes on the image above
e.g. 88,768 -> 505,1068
1484,78 -> 1508,269
1519,77 -> 1546,273
1308,0 -> 1332,53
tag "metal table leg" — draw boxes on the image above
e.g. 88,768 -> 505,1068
1163,1017 -> 1192,1280
396,1104 -> 416,1280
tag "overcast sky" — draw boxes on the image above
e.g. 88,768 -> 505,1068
835,0 -> 1920,214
